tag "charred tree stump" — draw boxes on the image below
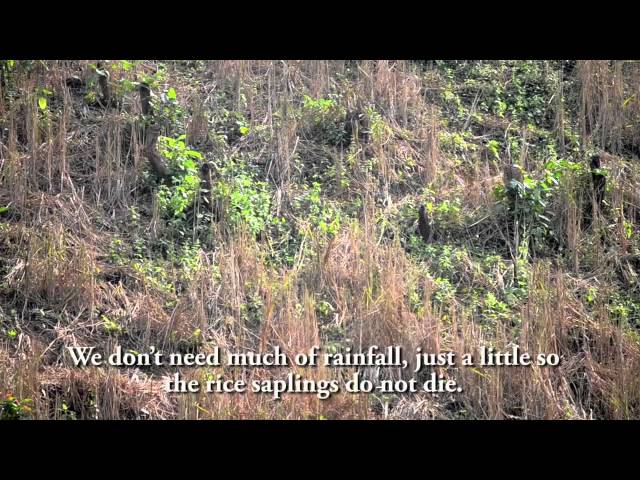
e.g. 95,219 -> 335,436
590,153 -> 606,216
65,76 -> 84,91
96,63 -> 112,108
144,124 -> 171,180
199,162 -> 220,220
503,163 -> 524,210
139,82 -> 153,116
503,163 -> 525,283
417,204 -> 432,243
582,153 -> 607,231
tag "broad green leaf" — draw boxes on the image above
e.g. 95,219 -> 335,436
38,97 -> 47,110
167,87 -> 177,100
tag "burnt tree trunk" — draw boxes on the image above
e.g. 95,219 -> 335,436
590,154 -> 606,215
144,125 -> 170,180
96,63 -> 111,107
139,82 -> 153,116
503,163 -> 525,282
418,205 -> 432,243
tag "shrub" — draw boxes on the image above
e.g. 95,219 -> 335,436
155,135 -> 203,234
300,94 -> 348,145
1,393 -> 32,420
213,158 -> 271,236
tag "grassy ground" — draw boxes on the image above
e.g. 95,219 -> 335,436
1,60 -> 640,419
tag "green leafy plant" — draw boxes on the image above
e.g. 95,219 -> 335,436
495,158 -> 582,248
482,291 -> 510,322
101,314 -> 124,335
295,182 -> 342,236
166,239 -> 202,279
59,402 -> 78,420
155,135 -> 203,234
301,94 -> 348,145
486,139 -> 501,161
434,277 -> 456,304
213,158 -> 271,236
1,393 -> 32,420
365,106 -> 392,144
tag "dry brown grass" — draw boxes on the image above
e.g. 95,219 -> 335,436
1,60 -> 640,419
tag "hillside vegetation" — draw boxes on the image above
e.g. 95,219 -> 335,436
1,60 -> 640,419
